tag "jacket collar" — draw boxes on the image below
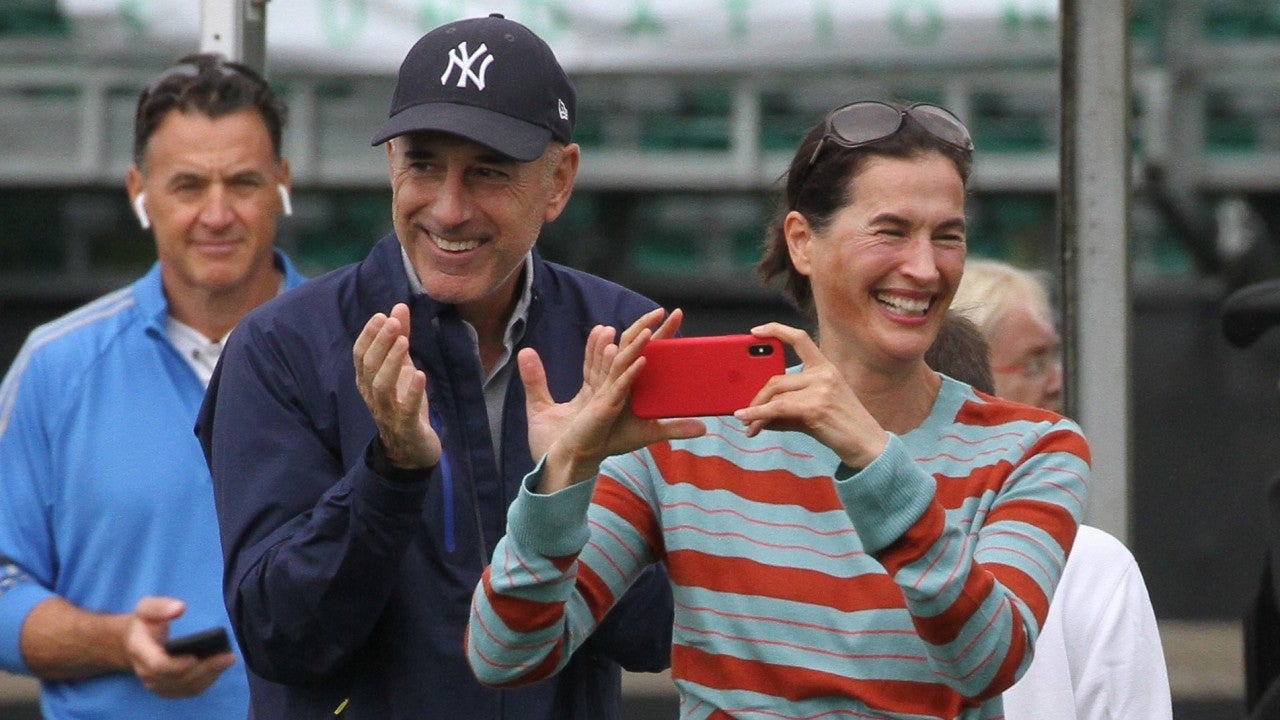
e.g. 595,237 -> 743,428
137,249 -> 307,336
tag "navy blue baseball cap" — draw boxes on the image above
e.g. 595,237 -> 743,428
371,13 -> 575,161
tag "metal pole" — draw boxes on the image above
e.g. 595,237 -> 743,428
200,0 -> 269,73
1059,0 -> 1133,543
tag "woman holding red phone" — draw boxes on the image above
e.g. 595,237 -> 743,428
468,100 -> 1090,720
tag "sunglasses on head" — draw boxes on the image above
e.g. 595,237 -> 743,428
793,100 -> 974,203
142,55 -> 267,99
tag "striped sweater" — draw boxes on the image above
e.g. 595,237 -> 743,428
468,376 -> 1090,719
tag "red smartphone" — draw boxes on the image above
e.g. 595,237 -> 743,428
630,335 -> 785,419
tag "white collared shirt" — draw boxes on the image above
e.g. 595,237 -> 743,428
166,317 -> 224,387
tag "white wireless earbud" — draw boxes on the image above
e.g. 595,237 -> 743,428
132,192 -> 151,230
277,184 -> 293,217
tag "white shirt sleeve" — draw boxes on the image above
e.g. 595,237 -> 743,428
1003,526 -> 1173,720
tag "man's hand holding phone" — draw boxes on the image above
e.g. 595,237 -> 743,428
124,596 -> 235,699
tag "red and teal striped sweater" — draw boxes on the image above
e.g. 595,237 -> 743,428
468,376 -> 1090,719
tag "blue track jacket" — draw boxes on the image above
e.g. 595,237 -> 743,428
0,253 -> 304,719
197,235 -> 674,720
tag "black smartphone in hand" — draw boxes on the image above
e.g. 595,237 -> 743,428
163,627 -> 230,658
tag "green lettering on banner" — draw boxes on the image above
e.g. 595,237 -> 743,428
1029,6 -> 1052,34
724,0 -> 750,40
415,0 -> 469,32
320,0 -> 368,49
812,0 -> 835,44
624,0 -> 665,37
1000,0 -> 1054,39
518,0 -> 571,42
117,0 -> 145,37
889,0 -> 943,46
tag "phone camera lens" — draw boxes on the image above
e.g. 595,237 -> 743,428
749,344 -> 773,356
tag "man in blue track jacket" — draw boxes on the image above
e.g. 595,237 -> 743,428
0,54 -> 304,719
197,14 -> 673,720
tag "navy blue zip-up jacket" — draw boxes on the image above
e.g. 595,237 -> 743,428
197,235 -> 673,719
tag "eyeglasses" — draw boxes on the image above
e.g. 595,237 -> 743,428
992,349 -> 1061,379
793,101 -> 974,203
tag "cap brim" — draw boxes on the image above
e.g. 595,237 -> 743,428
370,102 -> 551,162
1223,279 -> 1280,347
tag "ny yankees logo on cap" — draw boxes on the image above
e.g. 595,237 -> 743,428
442,42 -> 493,91
371,13 -> 577,162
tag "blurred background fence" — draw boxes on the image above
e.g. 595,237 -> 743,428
6,1 -> 1280,717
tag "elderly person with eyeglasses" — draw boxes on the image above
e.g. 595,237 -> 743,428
944,258 -> 1171,720
951,258 -> 1064,412
465,99 -> 1091,719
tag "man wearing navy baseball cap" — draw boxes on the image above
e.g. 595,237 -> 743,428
198,14 -> 674,719
370,12 -> 575,159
